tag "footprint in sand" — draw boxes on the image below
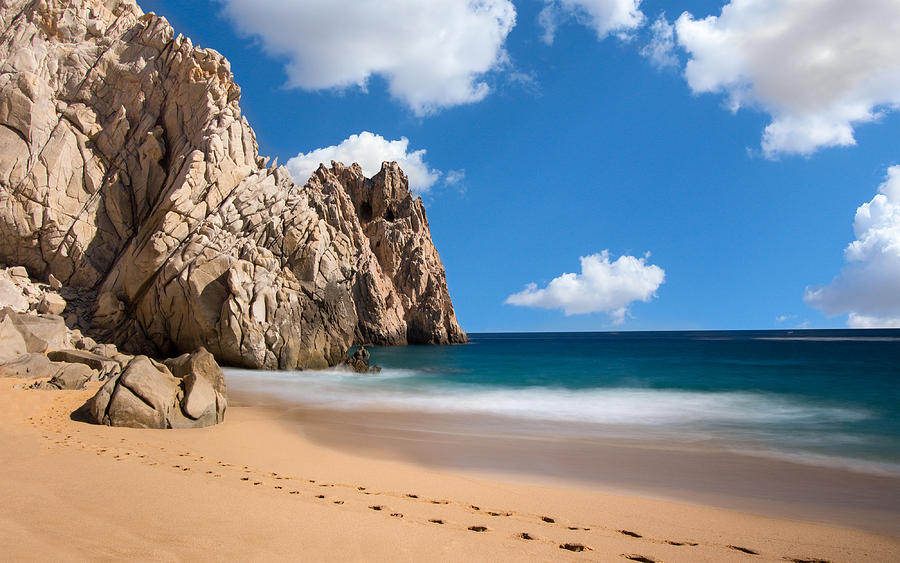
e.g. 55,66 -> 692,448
666,540 -> 698,547
334,501 -> 345,505
406,494 -> 418,499
541,516 -> 555,523
622,555 -> 657,563
429,519 -> 445,525
788,559 -> 831,563
619,530 -> 642,538
560,543 -> 590,552
729,545 -> 759,555
519,532 -> 535,541
369,505 -> 384,511
390,513 -> 403,518
468,526 -> 489,532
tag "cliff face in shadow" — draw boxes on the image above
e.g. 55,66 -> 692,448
0,0 -> 466,369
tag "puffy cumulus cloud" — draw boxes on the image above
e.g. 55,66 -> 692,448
804,166 -> 900,328
505,251 -> 665,323
218,0 -> 516,115
640,14 -> 677,69
675,0 -> 900,157
286,132 -> 440,193
539,0 -> 644,44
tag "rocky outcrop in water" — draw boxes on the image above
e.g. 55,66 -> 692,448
0,0 -> 466,371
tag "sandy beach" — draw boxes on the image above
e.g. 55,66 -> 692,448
2,378 -> 898,562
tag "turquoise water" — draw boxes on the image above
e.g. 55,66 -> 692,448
227,330 -> 900,476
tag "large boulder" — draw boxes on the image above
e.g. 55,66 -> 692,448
0,352 -> 55,379
48,363 -> 95,390
0,309 -> 69,353
0,278 -> 27,312
0,316 -> 26,362
86,349 -> 227,429
164,347 -> 227,425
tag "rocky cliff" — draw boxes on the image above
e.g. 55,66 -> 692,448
0,0 -> 466,369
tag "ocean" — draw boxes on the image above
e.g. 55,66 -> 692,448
227,330 -> 900,477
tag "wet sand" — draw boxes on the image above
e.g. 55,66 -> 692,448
232,391 -> 900,537
2,378 -> 898,562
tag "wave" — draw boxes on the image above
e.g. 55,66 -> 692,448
727,447 -> 900,477
224,368 -> 869,427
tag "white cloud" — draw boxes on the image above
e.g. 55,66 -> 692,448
505,251 -> 665,323
846,313 -> 900,329
675,0 -> 900,157
539,0 -> 644,44
804,166 -> 900,328
640,14 -> 676,69
286,132 -> 441,193
217,0 -> 516,115
444,169 -> 466,185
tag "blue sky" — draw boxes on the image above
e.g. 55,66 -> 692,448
140,0 -> 900,332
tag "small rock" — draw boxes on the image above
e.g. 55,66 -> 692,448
8,266 -> 28,281
37,293 -> 67,315
48,274 -> 62,290
75,335 -> 98,350
90,343 -> 118,358
48,349 -> 121,380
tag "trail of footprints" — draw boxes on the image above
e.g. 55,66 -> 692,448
32,421 -> 834,563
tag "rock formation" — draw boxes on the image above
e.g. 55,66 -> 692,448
0,0 -> 466,371
0,264 -> 227,427
344,346 -> 380,374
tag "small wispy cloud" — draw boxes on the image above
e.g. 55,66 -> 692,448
640,14 -> 677,69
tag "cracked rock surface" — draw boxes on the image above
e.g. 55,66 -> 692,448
0,0 -> 466,370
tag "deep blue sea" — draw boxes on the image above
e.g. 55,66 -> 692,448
227,330 -> 900,477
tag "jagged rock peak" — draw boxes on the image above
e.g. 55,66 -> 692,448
0,0 -> 466,370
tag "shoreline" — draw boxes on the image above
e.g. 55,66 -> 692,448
2,378 -> 898,562
230,389 -> 900,537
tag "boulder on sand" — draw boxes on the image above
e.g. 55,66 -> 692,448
86,349 -> 227,429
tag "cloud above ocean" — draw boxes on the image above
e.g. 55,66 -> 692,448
539,0 -> 644,44
286,132 -> 443,194
506,251 -> 665,323
673,0 -> 900,157
217,0 -> 516,115
804,166 -> 900,328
